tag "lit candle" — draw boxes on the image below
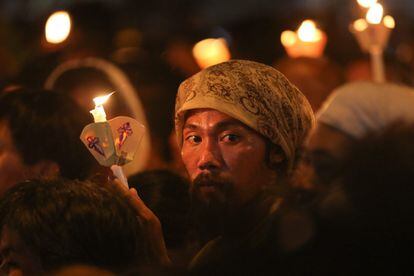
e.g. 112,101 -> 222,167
90,92 -> 114,123
192,38 -> 231,69
280,20 -> 327,58
350,1 -> 395,82
81,92 -> 145,189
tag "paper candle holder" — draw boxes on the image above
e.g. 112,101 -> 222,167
80,116 -> 145,167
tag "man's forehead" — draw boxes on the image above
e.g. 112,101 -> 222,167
183,109 -> 246,129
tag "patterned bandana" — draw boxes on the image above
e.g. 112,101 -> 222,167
175,60 -> 315,172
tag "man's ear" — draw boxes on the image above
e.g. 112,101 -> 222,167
30,160 -> 60,180
268,144 -> 286,168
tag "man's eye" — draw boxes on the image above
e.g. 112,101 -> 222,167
185,135 -> 202,144
221,134 -> 240,143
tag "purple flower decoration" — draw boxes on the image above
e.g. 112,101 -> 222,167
117,122 -> 133,149
87,136 -> 105,157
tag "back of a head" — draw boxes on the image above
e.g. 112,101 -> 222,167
0,88 -> 96,180
315,121 -> 414,272
317,81 -> 414,139
0,179 -> 143,273
343,121 -> 414,228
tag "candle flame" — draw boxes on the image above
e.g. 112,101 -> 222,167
45,11 -> 71,44
93,92 -> 115,106
366,3 -> 383,24
297,20 -> 322,42
280,31 -> 297,47
192,38 -> 231,69
353,19 -> 368,32
356,0 -> 377,8
383,15 -> 395,29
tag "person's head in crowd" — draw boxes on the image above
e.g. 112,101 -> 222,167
342,121 -> 414,226
175,59 -> 314,233
274,56 -> 345,112
120,56 -> 183,171
0,87 -> 96,195
305,121 -> 414,273
47,66 -> 115,112
0,179 -> 143,275
128,170 -> 192,257
303,81 -> 414,192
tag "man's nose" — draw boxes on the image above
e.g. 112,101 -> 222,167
197,138 -> 221,171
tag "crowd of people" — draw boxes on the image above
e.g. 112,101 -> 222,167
0,57 -> 413,275
1,2 -> 414,274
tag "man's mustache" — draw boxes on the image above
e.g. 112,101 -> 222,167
193,173 -> 231,190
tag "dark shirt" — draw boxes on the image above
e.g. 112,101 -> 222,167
189,196 -> 286,275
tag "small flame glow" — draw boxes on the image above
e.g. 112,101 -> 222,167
383,15 -> 395,29
357,0 -> 377,8
93,92 -> 115,106
192,38 -> 231,69
280,31 -> 297,47
45,11 -> 71,44
297,20 -> 322,42
353,18 -> 368,32
366,3 -> 384,24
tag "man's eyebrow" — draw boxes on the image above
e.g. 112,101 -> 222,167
183,123 -> 199,131
215,119 -> 246,131
183,119 -> 247,132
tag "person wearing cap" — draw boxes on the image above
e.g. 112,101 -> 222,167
174,60 -> 315,273
305,81 -> 414,192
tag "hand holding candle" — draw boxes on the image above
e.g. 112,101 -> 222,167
80,92 -> 145,188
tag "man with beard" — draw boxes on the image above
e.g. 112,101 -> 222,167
174,60 -> 315,274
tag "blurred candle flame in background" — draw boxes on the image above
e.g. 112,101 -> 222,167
366,3 -> 384,24
297,20 -> 323,42
357,0 -> 378,8
192,38 -> 231,69
45,11 -> 71,44
280,19 -> 327,58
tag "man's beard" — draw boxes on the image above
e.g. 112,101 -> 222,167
190,173 -> 234,241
